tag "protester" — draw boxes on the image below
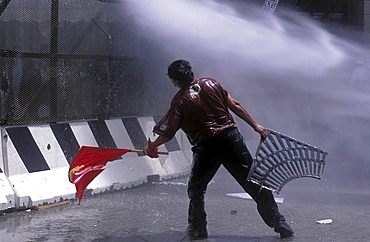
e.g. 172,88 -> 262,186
144,59 -> 294,240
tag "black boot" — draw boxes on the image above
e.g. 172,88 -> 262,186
186,225 -> 208,240
274,215 -> 294,239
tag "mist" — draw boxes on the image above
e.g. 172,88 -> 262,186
121,0 -> 370,186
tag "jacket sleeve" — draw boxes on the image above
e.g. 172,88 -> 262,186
153,107 -> 182,139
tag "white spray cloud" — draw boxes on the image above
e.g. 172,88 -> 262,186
122,0 -> 369,182
123,0 -> 350,77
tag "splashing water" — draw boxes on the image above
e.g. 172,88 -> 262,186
124,0 -> 354,75
122,0 -> 370,183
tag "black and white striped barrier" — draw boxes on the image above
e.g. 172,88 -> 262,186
0,168 -> 14,211
0,116 -> 192,210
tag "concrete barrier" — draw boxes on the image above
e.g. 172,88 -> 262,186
0,129 -> 15,211
0,116 -> 192,211
0,172 -> 14,211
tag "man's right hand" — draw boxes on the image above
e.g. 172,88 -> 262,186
255,124 -> 268,140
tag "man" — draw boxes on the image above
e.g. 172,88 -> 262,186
143,59 -> 294,240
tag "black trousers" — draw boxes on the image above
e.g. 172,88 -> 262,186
188,127 -> 281,229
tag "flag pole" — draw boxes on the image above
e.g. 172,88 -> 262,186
130,149 -> 169,155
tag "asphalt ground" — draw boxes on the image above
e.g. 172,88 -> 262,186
1,166 -> 370,242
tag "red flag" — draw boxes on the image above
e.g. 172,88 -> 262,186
68,146 -> 131,204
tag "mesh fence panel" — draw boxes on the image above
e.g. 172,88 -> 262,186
0,0 -> 161,125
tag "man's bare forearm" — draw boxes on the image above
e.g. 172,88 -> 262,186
226,94 -> 268,139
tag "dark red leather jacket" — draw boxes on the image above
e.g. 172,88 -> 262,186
153,78 -> 237,146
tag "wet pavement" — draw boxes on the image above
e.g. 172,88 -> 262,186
1,166 -> 370,242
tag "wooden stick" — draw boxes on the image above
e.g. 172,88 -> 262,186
35,200 -> 71,210
130,149 -> 169,155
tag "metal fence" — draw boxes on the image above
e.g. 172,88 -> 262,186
1,0 -> 168,125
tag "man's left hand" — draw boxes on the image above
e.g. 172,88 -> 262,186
143,138 -> 159,158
